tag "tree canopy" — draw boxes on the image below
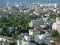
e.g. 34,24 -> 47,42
0,14 -> 40,37
50,30 -> 59,37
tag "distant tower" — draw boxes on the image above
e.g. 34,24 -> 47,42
7,1 -> 9,7
55,4 -> 57,8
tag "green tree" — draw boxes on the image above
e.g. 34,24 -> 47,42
50,30 -> 59,37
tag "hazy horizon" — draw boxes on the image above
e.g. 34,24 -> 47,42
0,0 -> 60,4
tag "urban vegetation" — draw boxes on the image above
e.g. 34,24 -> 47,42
50,29 -> 59,37
0,14 -> 40,37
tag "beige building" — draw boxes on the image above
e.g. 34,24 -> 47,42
52,17 -> 60,33
29,29 -> 40,35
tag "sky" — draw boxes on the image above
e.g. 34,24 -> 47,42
0,0 -> 60,4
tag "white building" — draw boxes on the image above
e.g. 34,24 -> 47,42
29,29 -> 33,35
52,22 -> 57,30
34,34 -> 47,43
24,35 -> 32,41
29,28 -> 40,35
29,18 -> 54,29
21,40 -> 36,45
29,18 -> 44,27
